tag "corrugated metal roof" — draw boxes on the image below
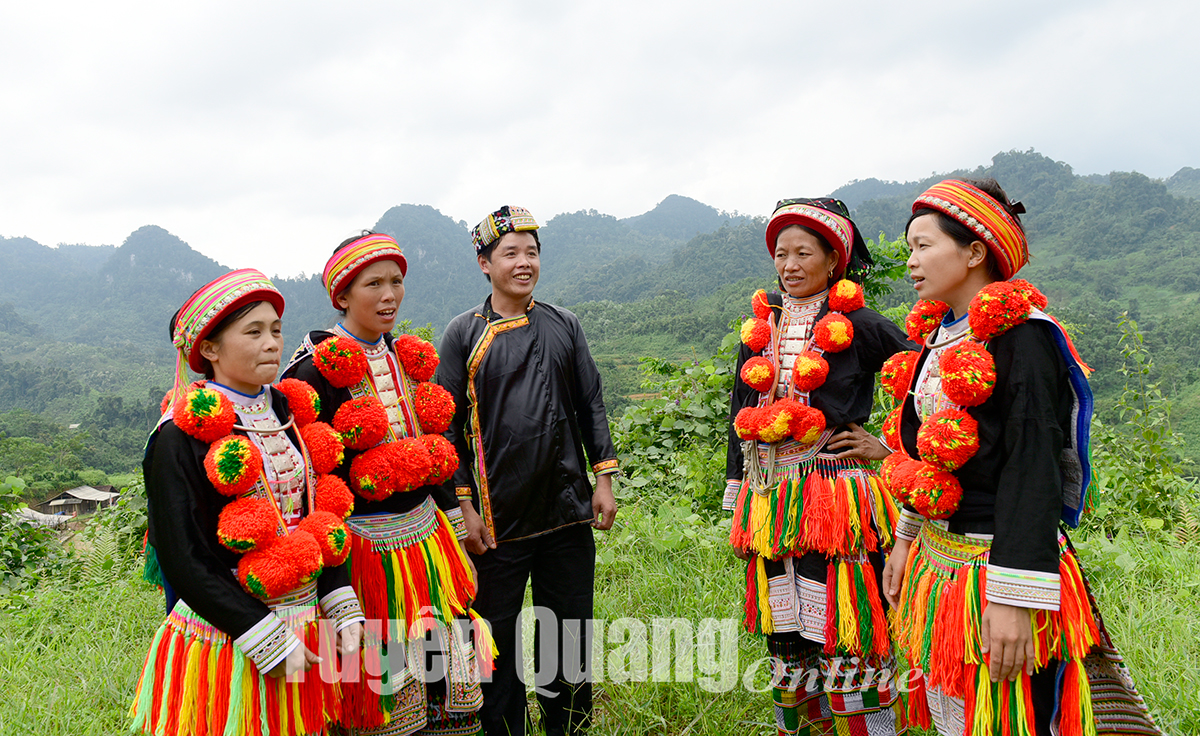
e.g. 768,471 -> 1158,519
59,486 -> 120,502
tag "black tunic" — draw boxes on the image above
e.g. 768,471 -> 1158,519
437,298 -> 618,543
144,387 -> 351,641
281,330 -> 459,517
899,319 -> 1073,577
725,293 -> 916,481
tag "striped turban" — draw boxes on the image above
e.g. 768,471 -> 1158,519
912,180 -> 1029,279
322,233 -> 407,309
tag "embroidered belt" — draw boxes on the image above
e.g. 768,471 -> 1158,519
345,497 -> 439,553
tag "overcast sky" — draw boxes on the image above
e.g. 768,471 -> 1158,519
2,0 -> 1197,277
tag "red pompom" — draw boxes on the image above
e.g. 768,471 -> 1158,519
350,444 -> 402,502
880,351 -> 919,402
968,281 -> 1032,341
161,381 -> 205,413
734,406 -> 764,441
916,409 -> 980,472
750,289 -> 773,320
421,434 -> 459,486
828,279 -> 865,313
333,396 -> 390,450
390,437 -> 434,493
314,473 -> 354,519
300,421 -> 345,474
908,464 -> 964,520
413,382 -> 456,435
906,300 -> 950,343
740,356 -> 776,393
204,435 -> 263,496
740,318 -> 771,352
1009,278 -> 1048,310
237,530 -> 323,599
938,342 -> 996,407
813,314 -> 854,353
882,406 -> 902,450
759,400 -> 800,444
298,511 -> 350,567
884,454 -> 925,505
791,352 -> 830,393
313,336 -> 369,388
217,497 -> 279,553
791,403 -> 827,445
174,387 -> 236,443
394,334 -> 440,382
273,378 -> 320,428
880,451 -> 911,495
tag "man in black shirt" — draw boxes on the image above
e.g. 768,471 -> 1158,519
438,205 -> 619,736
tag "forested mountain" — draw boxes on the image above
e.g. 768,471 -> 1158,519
4,149 -> 1200,492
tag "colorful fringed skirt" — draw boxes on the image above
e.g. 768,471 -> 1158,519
338,497 -> 491,736
730,441 -> 899,658
129,581 -> 342,736
892,523 -> 1162,736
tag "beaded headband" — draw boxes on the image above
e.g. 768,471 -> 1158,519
322,233 -> 408,309
912,180 -> 1029,279
471,205 -> 539,253
765,201 -> 855,278
168,269 -> 284,406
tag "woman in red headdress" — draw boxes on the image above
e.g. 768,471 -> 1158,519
881,178 -> 1160,735
282,232 -> 486,736
131,269 -> 364,736
726,199 -> 916,736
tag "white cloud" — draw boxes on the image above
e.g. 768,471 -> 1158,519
1,0 -> 1197,275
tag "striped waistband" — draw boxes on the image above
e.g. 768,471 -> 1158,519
168,580 -> 319,641
916,523 -> 991,577
346,496 -> 439,552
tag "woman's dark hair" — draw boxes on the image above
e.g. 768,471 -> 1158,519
169,299 -> 266,379
904,177 -> 1021,282
773,223 -> 834,291
478,230 -> 541,283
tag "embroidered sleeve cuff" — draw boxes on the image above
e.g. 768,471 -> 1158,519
592,459 -> 620,476
985,564 -> 1061,611
320,585 -> 365,632
895,507 -> 925,541
722,479 -> 742,512
455,486 -> 474,501
444,505 -> 468,540
234,612 -> 301,673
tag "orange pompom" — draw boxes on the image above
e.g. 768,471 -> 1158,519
349,444 -> 402,502
204,435 -> 263,496
813,314 -> 854,353
880,351 -> 919,402
333,396 -> 390,450
916,409 -> 980,471
740,356 -> 776,393
734,406 -> 765,441
161,380 -> 205,413
750,289 -> 773,320
939,342 -> 996,407
273,378 -> 321,427
390,437 -> 434,493
314,473 -> 354,519
906,300 -> 950,343
791,352 -> 830,393
884,454 -> 924,505
908,464 -> 964,520
828,279 -> 865,313
968,281 -> 1032,341
237,531 -> 323,599
740,317 -> 771,352
394,334 -> 440,382
791,403 -> 827,445
421,434 -> 459,485
759,401 -> 798,444
313,336 -> 369,388
1009,278 -> 1048,310
882,406 -> 902,450
413,382 -> 456,435
217,497 -> 279,553
300,421 -> 345,474
298,511 -> 350,567
174,387 -> 236,443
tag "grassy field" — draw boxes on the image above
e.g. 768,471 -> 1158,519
0,505 -> 1196,735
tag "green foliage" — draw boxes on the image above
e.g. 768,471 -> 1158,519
392,319 -> 435,343
0,476 -> 67,609
79,477 -> 147,562
1085,315 -> 1198,534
